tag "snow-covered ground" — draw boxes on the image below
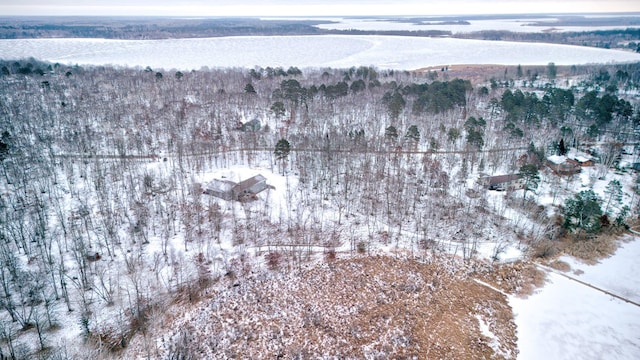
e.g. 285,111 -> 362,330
511,234 -> 640,360
313,17 -> 640,34
1,35 -> 640,71
560,236 -> 640,304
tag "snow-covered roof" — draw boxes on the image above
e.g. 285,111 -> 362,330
480,174 -> 522,185
573,156 -> 591,163
235,174 -> 266,188
547,155 -> 566,165
205,179 -> 236,192
566,148 -> 593,163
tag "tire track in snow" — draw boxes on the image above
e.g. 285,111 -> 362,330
43,139 -> 640,160
47,145 -> 531,160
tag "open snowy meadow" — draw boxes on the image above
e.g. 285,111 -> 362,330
2,35 -> 640,70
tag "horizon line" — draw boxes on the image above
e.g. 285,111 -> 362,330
2,11 -> 640,18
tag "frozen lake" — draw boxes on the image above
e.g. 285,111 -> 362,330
512,236 -> 640,360
313,17 -> 640,34
1,35 -> 640,70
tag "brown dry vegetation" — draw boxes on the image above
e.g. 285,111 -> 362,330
537,229 -> 629,265
531,227 -> 631,265
416,64 -> 570,84
419,65 -> 513,84
474,261 -> 547,298
124,256 -> 518,359
562,233 -> 620,264
547,259 -> 571,272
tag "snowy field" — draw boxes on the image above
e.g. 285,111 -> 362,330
560,236 -> 640,304
2,35 -> 640,70
512,235 -> 640,360
313,17 -> 640,34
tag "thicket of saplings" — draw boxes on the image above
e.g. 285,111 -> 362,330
0,59 -> 638,357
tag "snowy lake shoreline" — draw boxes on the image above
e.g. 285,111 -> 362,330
1,34 -> 640,71
312,17 -> 640,34
512,235 -> 640,360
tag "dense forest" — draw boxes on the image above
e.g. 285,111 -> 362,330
0,58 -> 639,358
454,28 -> 640,52
0,17 -> 326,39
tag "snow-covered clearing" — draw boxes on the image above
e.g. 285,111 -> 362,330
559,235 -> 640,304
1,35 -> 640,70
511,234 -> 640,360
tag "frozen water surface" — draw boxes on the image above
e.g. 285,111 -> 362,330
313,17 -> 640,34
1,35 -> 640,70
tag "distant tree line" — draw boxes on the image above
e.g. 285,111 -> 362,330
454,28 -> 640,51
0,17 -> 324,39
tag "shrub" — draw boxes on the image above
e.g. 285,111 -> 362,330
324,248 -> 336,262
265,252 -> 282,270
356,241 -> 367,254
531,240 -> 559,259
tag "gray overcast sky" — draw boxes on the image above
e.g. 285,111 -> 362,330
2,1 -> 640,16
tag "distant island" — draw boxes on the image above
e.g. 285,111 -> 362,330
422,20 -> 471,25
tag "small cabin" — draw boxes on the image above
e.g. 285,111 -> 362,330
86,252 -> 101,262
203,179 -> 237,200
567,157 -> 594,167
232,175 -> 268,200
566,149 -> 594,167
479,174 -> 525,191
203,174 -> 269,201
546,155 -> 581,175
238,118 -> 261,132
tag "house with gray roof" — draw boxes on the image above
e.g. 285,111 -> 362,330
203,174 -> 269,201
478,174 -> 525,191
203,179 -> 237,200
546,155 -> 581,175
232,174 -> 268,200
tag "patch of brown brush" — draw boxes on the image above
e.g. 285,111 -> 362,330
561,232 -> 620,265
128,256 -> 518,359
475,260 -> 547,298
415,64 -> 562,85
547,260 -> 571,272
